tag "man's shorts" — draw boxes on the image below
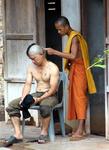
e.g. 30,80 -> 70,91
6,92 -> 58,118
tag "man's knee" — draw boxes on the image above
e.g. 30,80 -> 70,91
6,100 -> 21,118
40,105 -> 51,118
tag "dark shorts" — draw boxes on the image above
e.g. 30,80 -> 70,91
6,92 -> 58,118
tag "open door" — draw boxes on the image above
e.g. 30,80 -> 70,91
3,0 -> 45,122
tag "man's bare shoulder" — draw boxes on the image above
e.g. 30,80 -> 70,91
27,64 -> 36,72
48,61 -> 59,72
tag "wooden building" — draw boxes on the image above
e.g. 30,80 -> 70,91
3,0 -> 109,140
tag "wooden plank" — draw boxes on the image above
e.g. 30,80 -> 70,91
6,34 -> 33,40
4,0 -> 37,79
4,78 -> 35,84
106,0 -> 109,36
4,78 -> 26,83
4,40 -> 33,79
36,0 -> 45,46
5,0 -> 35,34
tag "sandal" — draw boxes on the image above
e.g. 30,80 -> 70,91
26,137 -> 40,143
3,136 -> 23,147
68,131 -> 87,137
37,135 -> 49,144
70,134 -> 87,141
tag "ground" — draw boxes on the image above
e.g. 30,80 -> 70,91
0,122 -> 109,150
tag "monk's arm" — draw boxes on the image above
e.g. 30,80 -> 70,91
43,36 -> 79,60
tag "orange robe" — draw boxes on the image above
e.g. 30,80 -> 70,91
64,31 -> 96,120
68,58 -> 88,120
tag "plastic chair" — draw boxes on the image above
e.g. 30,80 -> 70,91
22,72 -> 67,142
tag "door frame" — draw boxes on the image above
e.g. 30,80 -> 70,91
105,0 -> 109,140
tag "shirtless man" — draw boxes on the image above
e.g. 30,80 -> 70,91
5,43 -> 59,146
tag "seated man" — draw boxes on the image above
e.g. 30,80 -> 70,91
5,43 -> 59,146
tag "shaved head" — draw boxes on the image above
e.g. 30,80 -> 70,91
26,43 -> 43,57
55,16 -> 70,27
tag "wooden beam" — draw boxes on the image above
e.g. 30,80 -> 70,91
4,78 -> 35,84
6,33 -> 33,40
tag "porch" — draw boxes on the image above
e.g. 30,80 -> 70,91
0,121 -> 109,150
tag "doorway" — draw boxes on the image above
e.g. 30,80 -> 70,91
44,0 -> 62,71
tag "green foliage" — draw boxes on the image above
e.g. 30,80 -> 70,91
88,49 -> 109,69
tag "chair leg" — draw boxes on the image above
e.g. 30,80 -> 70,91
22,118 -> 25,137
58,109 -> 65,137
48,112 -> 55,142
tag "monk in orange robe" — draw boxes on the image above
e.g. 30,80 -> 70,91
43,16 -> 96,140
68,58 -> 88,121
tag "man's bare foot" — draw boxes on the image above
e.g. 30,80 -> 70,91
14,134 -> 23,140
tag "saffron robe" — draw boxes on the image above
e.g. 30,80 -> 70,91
64,31 -> 96,120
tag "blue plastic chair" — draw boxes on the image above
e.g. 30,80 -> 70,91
22,72 -> 67,142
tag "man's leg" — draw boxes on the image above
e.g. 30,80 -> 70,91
40,116 -> 50,136
39,105 -> 51,136
11,116 -> 23,139
38,95 -> 58,142
6,98 -> 23,140
37,106 -> 51,143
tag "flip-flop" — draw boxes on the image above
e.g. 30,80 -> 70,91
26,137 -> 39,143
3,136 -> 23,147
68,132 -> 87,137
37,135 -> 49,144
0,136 -> 13,142
0,138 -> 6,143
69,134 -> 87,141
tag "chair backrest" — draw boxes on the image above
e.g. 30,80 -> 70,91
57,72 -> 67,105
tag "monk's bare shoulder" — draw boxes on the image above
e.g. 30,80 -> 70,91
72,35 -> 79,45
70,35 -> 82,58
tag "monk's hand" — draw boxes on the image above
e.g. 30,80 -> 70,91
43,48 -> 55,55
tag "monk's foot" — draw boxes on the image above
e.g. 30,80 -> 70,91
69,130 -> 87,141
68,130 -> 86,137
70,134 -> 85,141
68,131 -> 76,137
